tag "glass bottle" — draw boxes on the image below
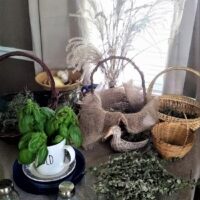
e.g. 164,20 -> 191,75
0,179 -> 20,200
57,181 -> 78,200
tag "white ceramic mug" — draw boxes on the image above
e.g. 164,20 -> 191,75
36,139 -> 75,176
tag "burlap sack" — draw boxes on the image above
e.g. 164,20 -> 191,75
79,87 -> 159,150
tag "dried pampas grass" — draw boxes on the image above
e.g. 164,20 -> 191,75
66,37 -> 102,82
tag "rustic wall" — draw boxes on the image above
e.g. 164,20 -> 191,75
0,0 -> 40,94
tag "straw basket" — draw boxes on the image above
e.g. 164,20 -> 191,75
35,69 -> 81,92
0,51 -> 59,142
147,67 -> 200,131
151,122 -> 194,159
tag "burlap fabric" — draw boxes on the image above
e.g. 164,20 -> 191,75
79,87 -> 159,149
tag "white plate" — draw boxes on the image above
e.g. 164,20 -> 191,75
22,159 -> 76,183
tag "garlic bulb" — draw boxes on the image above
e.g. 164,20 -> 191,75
57,70 -> 69,84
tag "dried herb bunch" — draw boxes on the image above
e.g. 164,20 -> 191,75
0,90 -> 33,133
91,151 -> 192,200
160,107 -> 198,119
70,0 -> 170,87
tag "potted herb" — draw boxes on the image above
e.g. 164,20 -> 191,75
17,99 -> 82,168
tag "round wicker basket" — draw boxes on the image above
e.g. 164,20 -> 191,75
0,51 -> 59,141
35,70 -> 81,92
151,122 -> 194,159
147,67 -> 200,131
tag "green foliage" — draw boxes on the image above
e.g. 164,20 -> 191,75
45,106 -> 82,147
17,99 -> 82,166
18,149 -> 35,165
91,151 -> 193,200
69,125 -> 82,147
0,90 -> 33,133
35,145 -> 48,167
18,99 -> 47,134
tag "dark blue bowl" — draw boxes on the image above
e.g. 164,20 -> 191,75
13,148 -> 85,195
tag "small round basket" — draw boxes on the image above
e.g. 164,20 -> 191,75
35,70 -> 81,92
151,122 -> 194,159
147,67 -> 200,131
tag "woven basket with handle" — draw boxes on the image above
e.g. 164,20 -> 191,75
151,121 -> 194,159
0,51 -> 59,142
79,56 -> 154,150
147,67 -> 200,131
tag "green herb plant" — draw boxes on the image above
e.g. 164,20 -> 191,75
0,90 -> 33,133
18,99 -> 82,167
91,151 -> 193,200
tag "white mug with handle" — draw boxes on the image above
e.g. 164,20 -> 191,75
36,139 -> 75,176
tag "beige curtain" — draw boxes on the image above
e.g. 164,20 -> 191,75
163,0 -> 198,95
184,1 -> 200,99
28,0 -> 81,73
166,2 -> 200,200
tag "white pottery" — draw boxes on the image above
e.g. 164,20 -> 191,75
36,139 -> 75,176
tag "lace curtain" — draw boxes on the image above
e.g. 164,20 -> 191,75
28,0 -> 198,93
28,0 -> 80,73
163,0 -> 199,94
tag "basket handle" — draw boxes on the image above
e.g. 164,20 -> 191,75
90,55 -> 147,105
147,67 -> 200,98
182,113 -> 190,148
0,51 -> 58,108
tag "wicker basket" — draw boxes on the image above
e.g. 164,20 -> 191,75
35,70 -> 81,92
151,122 -> 194,159
80,56 -> 154,150
0,51 -> 59,141
90,55 -> 147,104
147,67 -> 200,131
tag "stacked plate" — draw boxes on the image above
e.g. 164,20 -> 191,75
13,148 -> 85,195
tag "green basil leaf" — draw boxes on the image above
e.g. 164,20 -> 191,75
35,145 -> 48,167
18,149 -> 35,164
34,117 -> 45,132
41,131 -> 47,142
18,132 -> 32,150
18,115 -> 34,134
45,119 -> 57,136
40,107 -> 55,119
32,107 -> 41,123
58,124 -> 69,138
28,132 -> 46,153
69,125 -> 82,147
52,135 -> 64,144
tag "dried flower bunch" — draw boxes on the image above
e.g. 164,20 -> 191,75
66,37 -> 102,82
69,0 -> 169,86
66,37 -> 102,71
91,151 -> 193,200
0,90 -> 33,133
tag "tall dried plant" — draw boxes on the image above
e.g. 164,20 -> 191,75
66,37 -> 103,82
68,0 -> 172,87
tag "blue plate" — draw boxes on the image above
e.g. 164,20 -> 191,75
13,148 -> 85,195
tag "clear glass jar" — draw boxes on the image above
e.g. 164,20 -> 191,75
0,179 -> 20,200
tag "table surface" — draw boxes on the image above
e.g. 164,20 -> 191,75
0,133 -> 200,200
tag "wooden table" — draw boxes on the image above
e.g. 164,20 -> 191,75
0,133 -> 199,200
